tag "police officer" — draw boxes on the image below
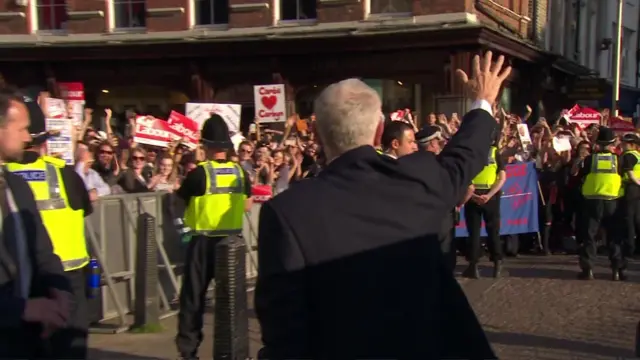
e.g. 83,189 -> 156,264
416,125 -> 469,273
5,93 -> 92,359
621,133 -> 640,256
579,127 -> 628,280
381,121 -> 417,158
462,138 -> 506,279
175,115 -> 252,360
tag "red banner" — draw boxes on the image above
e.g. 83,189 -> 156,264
58,82 -> 85,101
610,117 -> 635,133
167,111 -> 200,149
565,106 -> 601,128
251,184 -> 272,203
134,116 -> 179,147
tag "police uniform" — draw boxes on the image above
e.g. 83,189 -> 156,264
578,127 -> 628,281
463,145 -> 505,279
5,107 -> 92,359
621,133 -> 640,256
175,115 -> 251,360
416,126 -> 458,273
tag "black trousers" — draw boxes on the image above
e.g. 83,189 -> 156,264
439,211 -> 457,273
624,196 -> 640,254
464,194 -> 502,263
580,198 -> 631,270
46,267 -> 89,359
176,235 -> 222,357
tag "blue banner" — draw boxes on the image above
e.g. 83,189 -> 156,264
455,162 -> 539,237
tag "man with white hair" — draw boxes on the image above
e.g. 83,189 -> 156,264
255,52 -> 511,359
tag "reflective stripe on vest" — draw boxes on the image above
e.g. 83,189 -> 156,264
472,146 -> 498,190
183,161 -> 245,236
581,153 -> 623,200
6,158 -> 89,271
622,150 -> 640,183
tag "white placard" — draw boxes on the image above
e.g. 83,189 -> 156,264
552,137 -> 572,153
46,98 -> 67,119
185,103 -> 241,135
516,124 -> 532,148
253,84 -> 286,123
45,118 -> 74,165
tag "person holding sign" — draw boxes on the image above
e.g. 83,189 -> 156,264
578,127 -> 627,281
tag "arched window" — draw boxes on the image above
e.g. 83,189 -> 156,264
36,0 -> 67,31
114,0 -> 146,29
195,0 -> 229,25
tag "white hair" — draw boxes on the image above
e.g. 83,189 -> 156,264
313,78 -> 381,159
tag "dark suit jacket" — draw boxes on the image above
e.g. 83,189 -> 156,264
0,171 -> 71,355
255,109 -> 498,359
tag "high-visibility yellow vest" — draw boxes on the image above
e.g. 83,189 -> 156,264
622,150 -> 640,184
582,152 -> 623,199
472,146 -> 498,190
6,156 -> 88,271
183,161 -> 246,236
376,149 -> 383,155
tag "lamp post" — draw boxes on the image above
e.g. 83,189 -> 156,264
612,0 -> 624,117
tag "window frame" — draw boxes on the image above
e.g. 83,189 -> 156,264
112,0 -> 147,30
278,0 -> 317,24
193,0 -> 230,28
34,0 -> 68,34
366,0 -> 412,19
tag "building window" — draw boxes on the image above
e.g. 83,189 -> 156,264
36,0 -> 67,31
621,28 -> 633,81
114,0 -> 146,29
370,0 -> 412,15
195,0 -> 229,25
611,25 -> 635,82
281,0 -> 316,21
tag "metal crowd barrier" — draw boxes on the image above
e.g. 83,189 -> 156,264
85,192 -> 261,333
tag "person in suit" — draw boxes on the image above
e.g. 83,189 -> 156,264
6,88 -> 93,359
255,52 -> 511,359
0,88 -> 73,358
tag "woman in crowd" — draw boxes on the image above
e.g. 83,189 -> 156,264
118,146 -> 152,193
149,153 -> 180,192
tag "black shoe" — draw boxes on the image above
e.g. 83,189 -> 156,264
620,269 -> 628,281
577,269 -> 594,280
612,270 -> 620,281
462,264 -> 480,279
493,260 -> 503,278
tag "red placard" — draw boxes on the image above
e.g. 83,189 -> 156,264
134,116 -> 178,147
58,82 -> 85,101
167,111 -> 200,149
251,184 -> 272,203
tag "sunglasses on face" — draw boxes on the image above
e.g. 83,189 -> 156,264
132,156 -> 145,161
100,150 -> 113,155
239,148 -> 251,153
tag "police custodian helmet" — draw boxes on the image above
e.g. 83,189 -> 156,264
200,114 -> 233,150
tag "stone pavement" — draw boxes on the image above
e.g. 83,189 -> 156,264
88,255 -> 640,359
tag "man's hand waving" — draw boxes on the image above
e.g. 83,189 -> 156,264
456,51 -> 512,106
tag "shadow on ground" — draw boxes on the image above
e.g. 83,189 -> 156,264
486,331 -> 635,358
88,349 -> 164,359
503,266 -> 580,280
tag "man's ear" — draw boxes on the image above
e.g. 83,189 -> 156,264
373,121 -> 384,147
391,138 -> 400,150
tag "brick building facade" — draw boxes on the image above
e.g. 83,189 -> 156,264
0,0 -> 583,119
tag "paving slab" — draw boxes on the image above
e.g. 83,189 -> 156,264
88,255 -> 640,360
